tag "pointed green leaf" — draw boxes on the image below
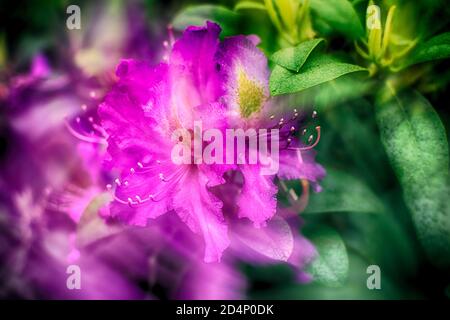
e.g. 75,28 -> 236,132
270,54 -> 366,95
271,38 -> 325,72
375,88 -> 450,268
404,32 -> 450,68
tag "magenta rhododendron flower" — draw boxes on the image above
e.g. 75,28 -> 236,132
99,22 -> 325,263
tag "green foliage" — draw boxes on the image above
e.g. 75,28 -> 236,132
172,4 -> 240,37
309,0 -> 364,39
234,1 -> 266,11
375,88 -> 450,268
404,32 -> 450,68
270,53 -> 366,95
271,38 -> 325,72
303,225 -> 349,287
303,169 -> 385,214
251,253 -> 420,299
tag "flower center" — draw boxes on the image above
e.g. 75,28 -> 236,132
237,68 -> 264,118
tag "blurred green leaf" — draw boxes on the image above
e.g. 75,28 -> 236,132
234,1 -> 266,11
313,76 -> 373,110
310,0 -> 364,39
338,211 -> 419,278
250,253 -> 419,299
271,38 -> 324,72
375,88 -> 450,268
270,53 -> 366,95
304,169 -> 385,214
172,5 -> 240,37
304,225 -> 349,287
404,32 -> 450,68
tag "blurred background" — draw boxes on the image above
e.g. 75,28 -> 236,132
0,0 -> 449,299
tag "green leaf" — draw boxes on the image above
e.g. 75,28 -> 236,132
310,0 -> 364,40
404,32 -> 450,68
304,225 -> 349,287
172,5 -> 240,37
234,1 -> 266,11
375,88 -> 450,268
271,38 -> 325,72
340,211 -> 418,278
270,54 -> 366,95
250,253 -> 420,299
304,169 -> 385,214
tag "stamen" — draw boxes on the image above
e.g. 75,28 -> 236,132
64,118 -> 107,145
288,126 -> 321,151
